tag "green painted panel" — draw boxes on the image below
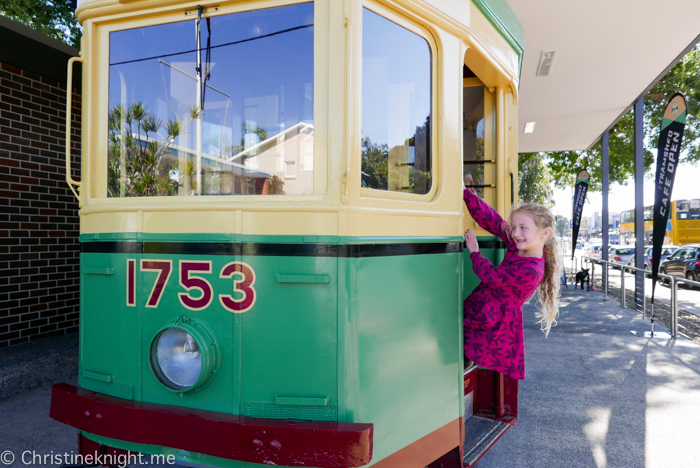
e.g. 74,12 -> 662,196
79,252 -> 142,402
472,0 -> 524,53
238,255 -> 338,414
350,252 -> 462,465
79,233 -> 469,467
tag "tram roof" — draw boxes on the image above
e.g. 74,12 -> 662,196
510,0 -> 700,153
0,16 -> 79,84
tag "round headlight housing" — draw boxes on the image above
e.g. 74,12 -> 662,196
149,317 -> 219,393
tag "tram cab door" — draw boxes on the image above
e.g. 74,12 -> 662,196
460,66 -> 518,468
462,68 -> 498,299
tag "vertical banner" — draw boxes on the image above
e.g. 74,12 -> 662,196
651,93 -> 687,303
571,170 -> 590,259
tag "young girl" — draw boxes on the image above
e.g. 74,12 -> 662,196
463,174 -> 562,379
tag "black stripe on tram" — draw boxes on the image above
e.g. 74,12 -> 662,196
477,240 -> 507,250
144,242 -> 239,256
242,243 -> 341,257
80,241 -> 464,257
348,242 -> 462,258
81,242 -> 143,254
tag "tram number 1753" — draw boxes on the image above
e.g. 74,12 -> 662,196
125,260 -> 257,313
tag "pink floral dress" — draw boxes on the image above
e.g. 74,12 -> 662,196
463,188 -> 544,379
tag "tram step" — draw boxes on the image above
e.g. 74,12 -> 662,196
462,416 -> 510,467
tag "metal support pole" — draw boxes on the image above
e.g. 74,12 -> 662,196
620,266 -> 625,309
634,98 -> 645,311
671,278 -> 678,337
604,263 -> 608,300
642,276 -> 647,319
602,132 -> 609,289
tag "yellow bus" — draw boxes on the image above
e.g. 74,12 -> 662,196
620,200 -> 700,246
619,206 -> 652,244
668,199 -> 700,245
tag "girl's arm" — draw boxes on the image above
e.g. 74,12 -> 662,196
470,251 -> 541,289
463,188 -> 512,245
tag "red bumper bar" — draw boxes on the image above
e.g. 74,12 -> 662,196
50,383 -> 373,468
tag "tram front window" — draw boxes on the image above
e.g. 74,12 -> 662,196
361,8 -> 432,195
107,3 -> 314,197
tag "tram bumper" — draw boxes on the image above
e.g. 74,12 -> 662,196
50,383 -> 373,468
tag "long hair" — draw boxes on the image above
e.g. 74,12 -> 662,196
507,204 -> 563,337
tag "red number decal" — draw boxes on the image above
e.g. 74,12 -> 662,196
178,261 -> 214,311
140,260 -> 173,308
126,259 -> 136,307
219,262 -> 257,313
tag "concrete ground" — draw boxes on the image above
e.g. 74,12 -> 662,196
0,378 -> 178,468
1,289 -> 699,468
478,288 -> 700,468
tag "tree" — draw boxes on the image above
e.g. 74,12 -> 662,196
107,102 -> 190,197
534,47 -> 700,191
518,152 -> 554,207
361,137 -> 388,189
0,0 -> 82,48
555,215 -> 570,237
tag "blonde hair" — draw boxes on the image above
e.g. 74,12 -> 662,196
507,204 -> 563,337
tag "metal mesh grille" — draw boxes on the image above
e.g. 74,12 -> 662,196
242,402 -> 337,421
80,380 -> 134,401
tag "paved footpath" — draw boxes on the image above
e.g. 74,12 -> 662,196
478,288 -> 700,468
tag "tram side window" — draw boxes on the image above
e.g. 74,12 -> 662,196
106,3 -> 315,197
361,8 -> 432,195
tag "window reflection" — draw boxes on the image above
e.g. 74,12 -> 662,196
107,3 -> 314,197
361,8 -> 432,194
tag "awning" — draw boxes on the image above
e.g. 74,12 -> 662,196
509,0 -> 700,153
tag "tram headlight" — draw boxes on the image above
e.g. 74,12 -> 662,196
149,317 -> 219,393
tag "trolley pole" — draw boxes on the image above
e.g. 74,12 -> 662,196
195,5 -> 203,196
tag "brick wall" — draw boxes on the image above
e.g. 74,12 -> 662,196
0,61 -> 81,348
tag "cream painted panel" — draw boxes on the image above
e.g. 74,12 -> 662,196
345,212 -> 460,237
242,211 -> 339,236
82,208 -> 465,236
82,212 -> 141,234
469,2 -> 519,78
423,0 -> 469,27
143,211 -> 236,233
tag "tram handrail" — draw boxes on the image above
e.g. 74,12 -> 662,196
581,255 -> 700,338
65,55 -> 82,205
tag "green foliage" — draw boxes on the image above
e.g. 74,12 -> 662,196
267,175 -> 285,195
555,215 -> 570,237
537,47 -> 700,191
518,152 -> 554,207
107,102 -> 184,197
361,137 -> 388,190
0,0 -> 82,49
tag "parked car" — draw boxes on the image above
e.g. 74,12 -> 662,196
659,244 -> 700,285
644,245 -> 678,270
611,247 -> 635,268
589,245 -> 603,258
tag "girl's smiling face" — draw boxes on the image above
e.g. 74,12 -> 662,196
511,212 -> 551,256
